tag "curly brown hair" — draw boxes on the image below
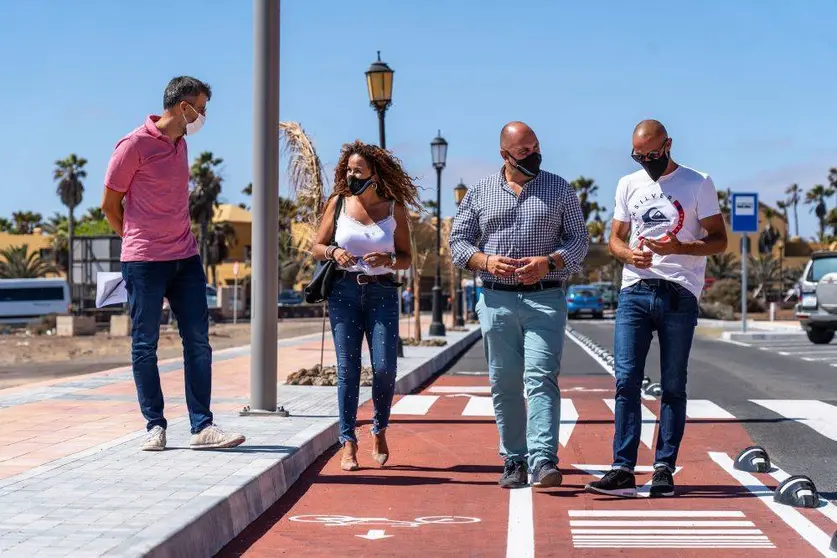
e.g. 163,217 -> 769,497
328,140 -> 422,213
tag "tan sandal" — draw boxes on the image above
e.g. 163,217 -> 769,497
340,441 -> 359,471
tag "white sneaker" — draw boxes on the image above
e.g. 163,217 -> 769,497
141,426 -> 166,451
189,424 -> 245,450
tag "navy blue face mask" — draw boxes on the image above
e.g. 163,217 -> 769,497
348,176 -> 374,196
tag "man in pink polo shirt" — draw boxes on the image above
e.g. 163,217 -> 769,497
101,76 -> 245,451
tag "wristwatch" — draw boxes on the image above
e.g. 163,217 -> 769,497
547,254 -> 557,272
389,252 -> 397,268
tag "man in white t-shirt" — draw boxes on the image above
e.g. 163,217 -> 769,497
585,120 -> 727,498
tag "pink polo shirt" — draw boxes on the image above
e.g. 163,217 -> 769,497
104,115 -> 199,262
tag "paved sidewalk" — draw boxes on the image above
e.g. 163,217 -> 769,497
0,319 -> 480,557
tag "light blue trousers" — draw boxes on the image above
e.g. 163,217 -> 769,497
476,287 -> 567,469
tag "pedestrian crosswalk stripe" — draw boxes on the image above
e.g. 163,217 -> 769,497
558,399 -> 578,448
428,386 -> 491,394
391,395 -> 438,415
685,400 -> 736,419
750,399 -> 837,442
462,396 -> 494,416
569,510 -> 745,517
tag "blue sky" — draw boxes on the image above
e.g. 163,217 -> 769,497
2,0 -> 836,239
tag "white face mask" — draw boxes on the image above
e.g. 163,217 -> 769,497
184,104 -> 205,135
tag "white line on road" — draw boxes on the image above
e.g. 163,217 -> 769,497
559,399 -> 578,448
569,510 -> 745,517
572,535 -> 770,541
685,400 -> 736,420
390,395 -> 438,415
572,543 -> 775,548
604,399 -> 656,449
709,451 -> 835,557
428,386 -> 491,394
750,399 -> 837,442
569,520 -> 755,527
506,485 -> 534,558
570,529 -> 764,535
461,396 -> 494,417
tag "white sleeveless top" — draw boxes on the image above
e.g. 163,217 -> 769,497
334,199 -> 396,275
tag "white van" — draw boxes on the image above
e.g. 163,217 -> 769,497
0,278 -> 71,324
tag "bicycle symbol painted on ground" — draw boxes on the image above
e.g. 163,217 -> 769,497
289,515 -> 481,529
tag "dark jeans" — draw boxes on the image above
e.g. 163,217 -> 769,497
611,279 -> 698,473
328,275 -> 399,444
122,255 -> 213,434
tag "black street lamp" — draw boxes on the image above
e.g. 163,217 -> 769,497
453,180 -> 467,327
365,51 -> 403,355
429,131 -> 448,337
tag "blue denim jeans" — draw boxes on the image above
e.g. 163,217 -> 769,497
476,287 -> 566,470
612,279 -> 699,473
328,275 -> 399,444
122,255 -> 213,435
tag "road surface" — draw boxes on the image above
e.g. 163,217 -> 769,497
219,320 -> 837,557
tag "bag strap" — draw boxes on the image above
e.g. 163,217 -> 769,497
330,196 -> 343,246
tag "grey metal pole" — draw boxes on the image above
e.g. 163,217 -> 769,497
250,0 -> 280,411
742,234 -> 748,333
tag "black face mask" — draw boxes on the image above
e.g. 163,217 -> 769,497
639,153 -> 670,182
509,152 -> 542,177
348,176 -> 374,196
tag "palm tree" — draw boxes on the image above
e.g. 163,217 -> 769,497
776,200 -> 790,239
206,222 -> 237,286
54,154 -> 87,284
188,152 -> 224,274
11,211 -> 43,234
748,254 -> 781,300
570,176 -> 599,222
0,245 -> 57,278
81,207 -> 105,222
0,217 -> 12,232
717,190 -> 730,220
707,253 -> 739,280
279,121 -> 327,222
785,183 -> 801,238
804,184 -> 835,242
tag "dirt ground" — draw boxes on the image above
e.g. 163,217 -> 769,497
0,319 -> 327,390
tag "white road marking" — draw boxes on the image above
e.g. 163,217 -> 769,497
573,535 -> 770,541
569,510 -> 745,518
604,399 -> 656,448
559,399 -> 578,448
750,399 -> 837,442
570,529 -> 764,535
563,329 -> 655,399
506,484 -> 534,558
685,400 -> 736,419
573,543 -> 775,548
778,350 -> 837,356
428,386 -> 491,394
461,396 -> 494,417
390,395 -> 438,415
769,467 -> 837,525
569,520 -> 755,527
709,452 -> 835,556
718,338 -> 753,347
356,529 -> 392,540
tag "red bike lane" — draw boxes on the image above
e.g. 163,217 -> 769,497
219,373 -> 835,557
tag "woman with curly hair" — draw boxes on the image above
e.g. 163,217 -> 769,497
312,140 -> 420,471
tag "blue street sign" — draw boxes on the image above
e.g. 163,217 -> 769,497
731,192 -> 759,233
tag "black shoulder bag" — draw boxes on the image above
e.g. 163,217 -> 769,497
304,196 -> 344,304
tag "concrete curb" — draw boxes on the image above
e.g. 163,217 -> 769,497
145,325 -> 482,558
722,330 -> 806,342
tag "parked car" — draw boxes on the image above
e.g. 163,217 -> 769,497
0,278 -> 71,325
794,250 -> 837,344
566,285 -> 605,319
278,290 -> 303,306
591,281 -> 618,309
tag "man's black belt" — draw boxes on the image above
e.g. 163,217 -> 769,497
483,280 -> 563,292
337,270 -> 400,286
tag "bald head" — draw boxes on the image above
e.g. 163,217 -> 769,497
632,119 -> 670,156
500,120 -> 540,172
500,121 -> 536,146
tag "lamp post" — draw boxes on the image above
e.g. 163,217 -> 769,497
365,51 -> 404,356
453,180 -> 467,327
429,131 -> 448,337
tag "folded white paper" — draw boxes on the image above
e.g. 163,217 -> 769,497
96,272 -> 127,308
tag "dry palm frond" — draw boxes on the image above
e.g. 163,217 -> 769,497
278,121 -> 327,225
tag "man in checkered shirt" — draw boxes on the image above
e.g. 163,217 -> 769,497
450,121 -> 589,489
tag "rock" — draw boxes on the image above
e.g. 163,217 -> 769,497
699,302 -> 735,321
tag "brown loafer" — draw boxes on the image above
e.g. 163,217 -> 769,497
372,430 -> 389,466
340,441 -> 359,471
